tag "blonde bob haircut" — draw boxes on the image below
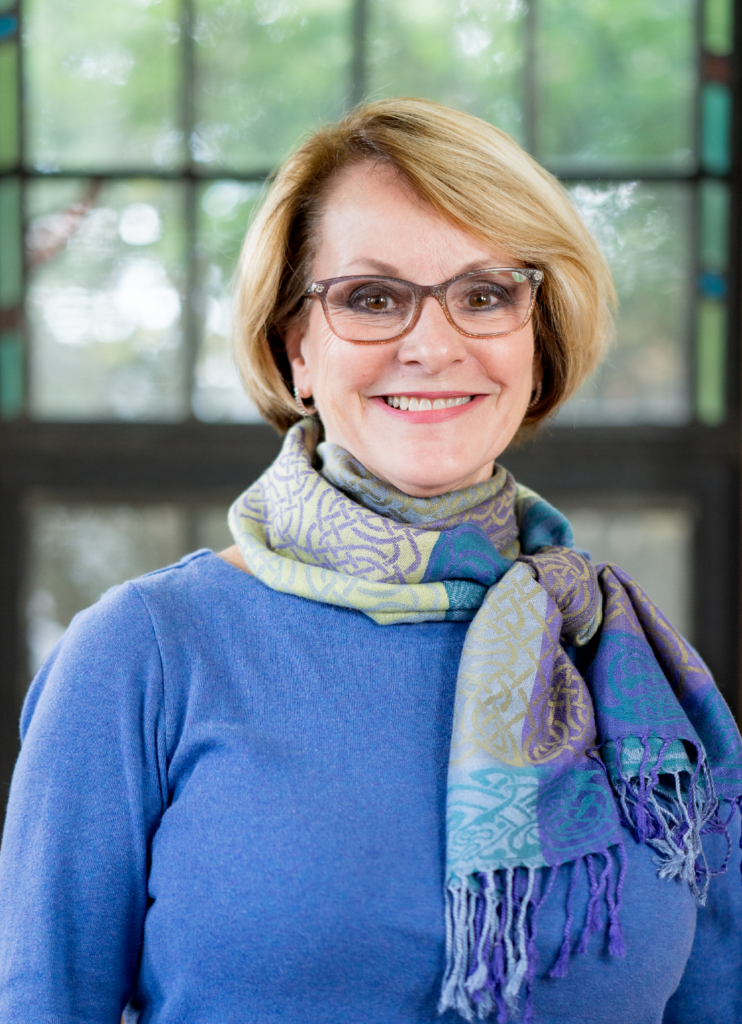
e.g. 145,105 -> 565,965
232,97 -> 616,433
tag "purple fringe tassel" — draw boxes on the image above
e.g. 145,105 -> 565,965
611,737 -> 721,905
438,846 -> 626,1021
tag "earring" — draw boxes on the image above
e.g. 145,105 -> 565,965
528,381 -> 542,410
293,384 -> 317,417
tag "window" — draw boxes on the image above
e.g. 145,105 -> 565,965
1,0 -> 739,801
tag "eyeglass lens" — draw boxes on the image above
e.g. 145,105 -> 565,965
324,271 -> 533,341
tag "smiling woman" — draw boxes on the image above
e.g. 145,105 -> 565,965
0,99 -> 741,1024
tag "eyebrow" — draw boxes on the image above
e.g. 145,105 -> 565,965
341,256 -> 517,278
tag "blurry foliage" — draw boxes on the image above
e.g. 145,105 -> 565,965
561,182 -> 692,423
24,0 -> 183,170
537,0 -> 695,169
192,0 -> 352,170
27,179 -> 187,419
368,0 -> 525,143
194,180 -> 264,419
18,0 -> 700,424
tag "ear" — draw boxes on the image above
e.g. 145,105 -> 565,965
284,320 -> 313,398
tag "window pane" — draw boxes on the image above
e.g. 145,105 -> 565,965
25,500 -> 234,684
27,179 -> 188,421
0,39 -> 19,169
25,502 -> 188,677
193,0 -> 352,172
558,182 -> 692,425
0,175 -> 21,308
195,503 -> 233,551
537,0 -> 695,170
193,180 -> 263,422
700,179 -> 729,272
701,82 -> 732,174
561,504 -> 693,641
368,0 -> 525,143
24,0 -> 183,171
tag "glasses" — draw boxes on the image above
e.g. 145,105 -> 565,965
304,267 -> 543,345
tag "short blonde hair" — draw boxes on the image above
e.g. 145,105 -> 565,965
232,97 -> 616,433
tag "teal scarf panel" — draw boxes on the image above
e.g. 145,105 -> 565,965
229,420 -> 742,1022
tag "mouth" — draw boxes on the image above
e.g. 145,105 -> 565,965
371,391 -> 488,423
383,394 -> 473,411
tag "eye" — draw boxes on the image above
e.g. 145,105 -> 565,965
466,290 -> 497,309
362,293 -> 392,311
347,284 -> 403,313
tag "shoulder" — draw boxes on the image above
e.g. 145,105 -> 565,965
21,551 -> 252,737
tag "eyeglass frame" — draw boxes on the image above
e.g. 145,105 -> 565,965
303,267 -> 544,345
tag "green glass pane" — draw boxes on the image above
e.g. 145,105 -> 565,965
0,0 -> 16,13
0,175 -> 22,307
0,42 -> 18,168
24,0 -> 183,171
193,0 -> 351,171
702,83 -> 731,174
193,180 -> 263,421
367,0 -> 524,143
700,179 -> 729,271
558,182 -> 692,425
27,178 -> 188,420
0,329 -> 23,418
705,0 -> 733,55
537,0 -> 695,170
696,298 -> 726,425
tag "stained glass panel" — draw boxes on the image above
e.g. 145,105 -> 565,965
0,40 -> 18,169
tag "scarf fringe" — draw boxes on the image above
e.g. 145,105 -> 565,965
438,847 -> 625,1021
612,738 -> 721,905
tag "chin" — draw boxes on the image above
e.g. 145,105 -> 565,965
381,455 -> 486,497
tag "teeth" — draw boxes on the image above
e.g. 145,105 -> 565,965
385,395 -> 472,409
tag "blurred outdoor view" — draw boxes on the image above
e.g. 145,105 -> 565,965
17,0 -> 708,425
0,0 -> 728,681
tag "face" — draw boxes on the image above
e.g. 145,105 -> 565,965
285,161 -> 541,497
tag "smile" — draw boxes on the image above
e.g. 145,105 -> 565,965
384,395 -> 473,410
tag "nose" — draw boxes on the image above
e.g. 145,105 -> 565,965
397,294 -> 467,374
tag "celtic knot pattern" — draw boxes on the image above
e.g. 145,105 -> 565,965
228,420 -> 742,890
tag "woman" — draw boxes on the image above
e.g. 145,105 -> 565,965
0,99 -> 740,1024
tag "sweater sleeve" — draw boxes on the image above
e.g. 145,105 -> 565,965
662,806 -> 742,1023
0,582 -> 168,1024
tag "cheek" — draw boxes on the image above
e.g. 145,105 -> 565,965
479,332 -> 535,393
310,339 -> 394,398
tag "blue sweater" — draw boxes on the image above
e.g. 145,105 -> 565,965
0,550 -> 739,1024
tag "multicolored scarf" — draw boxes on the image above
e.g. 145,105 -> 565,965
229,419 -> 742,1022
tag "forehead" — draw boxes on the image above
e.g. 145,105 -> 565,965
313,161 -> 513,279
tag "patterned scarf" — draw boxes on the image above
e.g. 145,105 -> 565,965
229,420 -> 742,1022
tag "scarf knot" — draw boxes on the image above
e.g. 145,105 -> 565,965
518,547 -> 601,646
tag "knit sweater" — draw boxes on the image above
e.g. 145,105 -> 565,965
0,550 -> 739,1023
